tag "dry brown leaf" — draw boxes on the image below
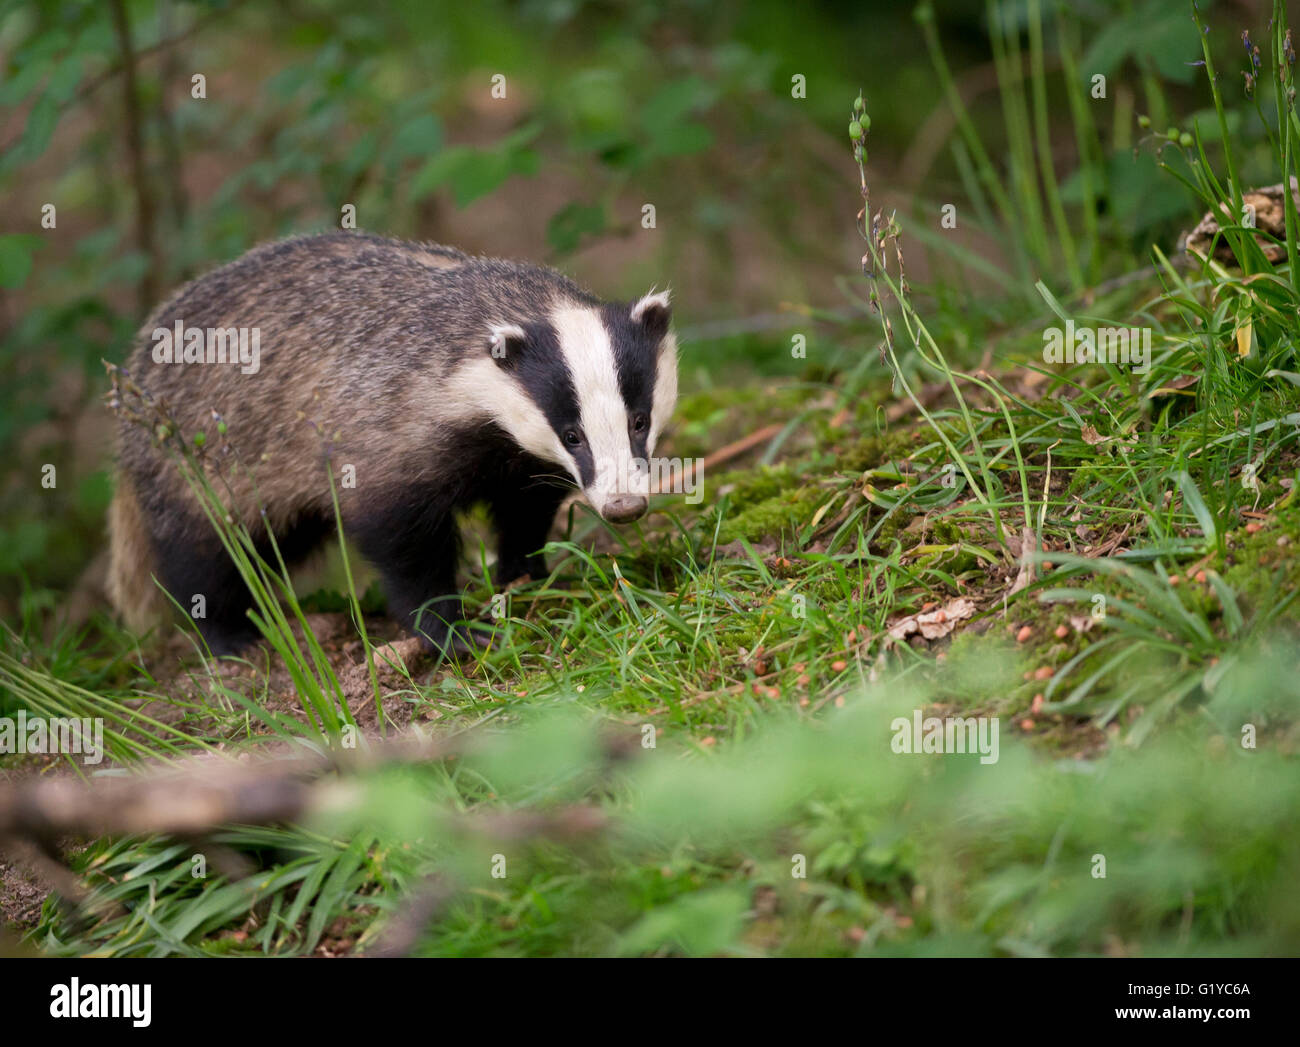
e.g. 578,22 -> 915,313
1008,525 -> 1037,596
1147,373 -> 1199,400
886,597 -> 977,642
1182,178 -> 1299,266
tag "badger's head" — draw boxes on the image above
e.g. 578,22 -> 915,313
480,290 -> 678,523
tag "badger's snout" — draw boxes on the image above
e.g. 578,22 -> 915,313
602,494 -> 648,523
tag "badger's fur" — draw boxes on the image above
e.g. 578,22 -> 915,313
108,232 -> 679,655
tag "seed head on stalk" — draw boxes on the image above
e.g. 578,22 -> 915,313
850,91 -> 906,379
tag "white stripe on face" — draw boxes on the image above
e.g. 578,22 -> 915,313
551,305 -> 646,508
443,354 -> 569,468
650,330 -> 679,454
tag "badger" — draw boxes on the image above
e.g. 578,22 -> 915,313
107,232 -> 679,656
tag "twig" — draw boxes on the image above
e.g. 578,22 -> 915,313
651,423 -> 785,496
109,0 -> 160,315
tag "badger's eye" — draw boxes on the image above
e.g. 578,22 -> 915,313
632,414 -> 649,434
563,429 -> 583,448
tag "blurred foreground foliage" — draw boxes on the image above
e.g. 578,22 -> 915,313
33,673 -> 1300,957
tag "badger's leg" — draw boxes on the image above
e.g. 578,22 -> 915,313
154,509 -> 330,656
491,481 -> 568,585
153,526 -> 261,656
353,501 -> 477,657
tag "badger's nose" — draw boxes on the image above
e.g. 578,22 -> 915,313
602,494 -> 648,523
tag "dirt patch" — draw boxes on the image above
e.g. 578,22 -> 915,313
0,855 -> 48,934
126,612 -> 466,739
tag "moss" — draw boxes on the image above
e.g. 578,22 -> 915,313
1221,496 -> 1300,616
791,573 -> 848,606
615,542 -> 686,589
931,518 -> 963,544
935,631 -> 1023,709
827,428 -> 915,475
717,463 -> 798,511
717,482 -> 826,543
870,509 -> 922,552
914,545 -> 980,575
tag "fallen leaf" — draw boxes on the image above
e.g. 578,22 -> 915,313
887,597 -> 977,642
1146,373 -> 1199,400
1008,526 -> 1038,596
1182,178 -> 1300,265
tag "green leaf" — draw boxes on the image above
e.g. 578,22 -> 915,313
618,888 -> 748,956
546,201 -> 605,254
388,112 -> 443,162
0,234 -> 44,289
1175,470 -> 1217,545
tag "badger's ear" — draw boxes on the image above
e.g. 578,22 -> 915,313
488,323 -> 528,369
630,289 -> 671,341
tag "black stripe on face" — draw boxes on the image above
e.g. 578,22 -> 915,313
506,321 -> 594,487
600,302 -> 661,461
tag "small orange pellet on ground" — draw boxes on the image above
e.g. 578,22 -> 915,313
1194,569 -> 1207,583
1169,575 -> 1181,586
765,686 -> 781,699
1033,665 -> 1053,680
1020,719 -> 1035,731
1245,522 -> 1263,534
799,697 -> 810,707
831,659 -> 848,672
1031,693 -> 1044,715
834,695 -> 846,708
1054,624 -> 1069,639
797,674 -> 810,686
700,736 -> 716,747
1016,625 -> 1033,643
922,601 -> 938,612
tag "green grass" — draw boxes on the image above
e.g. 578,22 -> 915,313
5,0 -> 1300,958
